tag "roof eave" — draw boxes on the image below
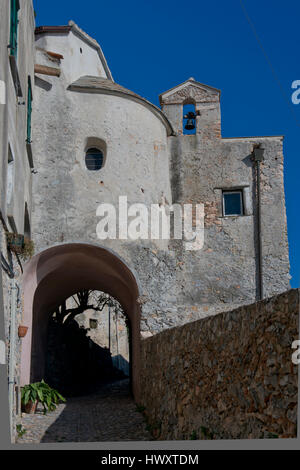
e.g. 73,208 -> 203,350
35,21 -> 113,81
159,78 -> 221,104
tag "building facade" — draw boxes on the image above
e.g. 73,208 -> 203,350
0,5 -> 290,441
0,0 -> 35,442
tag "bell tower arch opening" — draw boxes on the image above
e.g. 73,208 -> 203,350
20,243 -> 141,400
183,98 -> 197,135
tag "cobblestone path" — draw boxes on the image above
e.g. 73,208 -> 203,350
17,379 -> 152,443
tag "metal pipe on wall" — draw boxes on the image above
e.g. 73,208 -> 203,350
252,146 -> 265,301
8,280 -> 18,442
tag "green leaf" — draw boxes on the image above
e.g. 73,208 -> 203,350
55,392 -> 66,402
37,389 -> 43,402
25,389 -> 32,405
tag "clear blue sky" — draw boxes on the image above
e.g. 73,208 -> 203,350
34,0 -> 300,288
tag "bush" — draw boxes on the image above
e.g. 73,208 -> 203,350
6,232 -> 34,260
20,237 -> 34,260
21,380 -> 66,414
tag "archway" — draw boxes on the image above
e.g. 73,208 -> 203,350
20,243 -> 141,400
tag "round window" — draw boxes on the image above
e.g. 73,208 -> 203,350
85,148 -> 104,171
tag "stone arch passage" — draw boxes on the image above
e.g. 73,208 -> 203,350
20,243 -> 141,400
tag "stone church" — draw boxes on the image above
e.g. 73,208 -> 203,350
0,1 -> 295,442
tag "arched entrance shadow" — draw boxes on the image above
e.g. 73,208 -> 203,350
45,316 -> 129,397
20,243 -> 141,400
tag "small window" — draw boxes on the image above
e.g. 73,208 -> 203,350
223,190 -> 243,216
89,319 -> 98,329
85,148 -> 104,171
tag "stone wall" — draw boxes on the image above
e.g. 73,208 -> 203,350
140,289 -> 299,440
168,133 -> 290,322
163,79 -> 290,322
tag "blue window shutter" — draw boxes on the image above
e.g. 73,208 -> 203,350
10,0 -> 20,57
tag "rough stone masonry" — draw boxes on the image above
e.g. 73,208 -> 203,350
140,289 -> 299,440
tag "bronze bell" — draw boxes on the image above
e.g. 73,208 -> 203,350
184,111 -> 196,130
185,118 -> 195,130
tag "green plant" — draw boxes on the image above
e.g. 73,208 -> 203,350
6,232 -> 34,259
21,380 -> 65,414
20,237 -> 34,260
136,404 -> 146,413
16,424 -> 26,438
189,430 -> 198,440
200,426 -> 214,440
6,232 -> 24,254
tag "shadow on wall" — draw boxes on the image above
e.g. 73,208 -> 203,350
45,317 -> 128,397
112,354 -> 130,377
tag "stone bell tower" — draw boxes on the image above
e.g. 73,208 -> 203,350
159,77 -> 221,140
159,77 -> 290,321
